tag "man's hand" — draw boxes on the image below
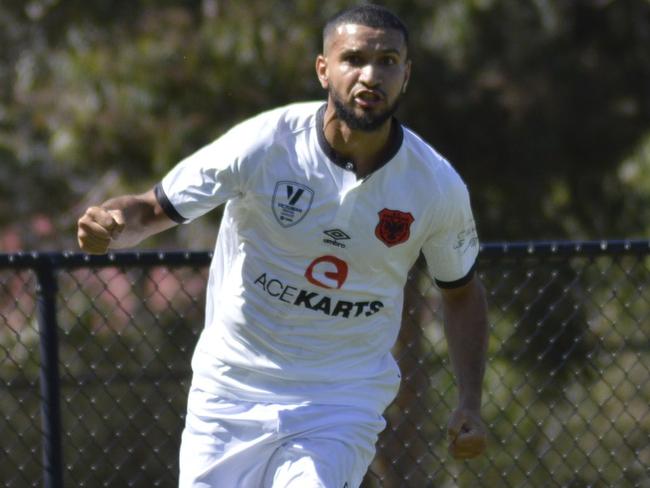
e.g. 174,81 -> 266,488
77,206 -> 125,254
447,407 -> 487,460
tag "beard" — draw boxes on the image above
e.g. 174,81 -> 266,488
330,88 -> 402,132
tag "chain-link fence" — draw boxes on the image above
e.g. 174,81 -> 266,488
1,241 -> 649,488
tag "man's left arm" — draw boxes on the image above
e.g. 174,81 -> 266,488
440,274 -> 489,459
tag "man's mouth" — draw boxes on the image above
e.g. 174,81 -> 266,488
354,90 -> 383,108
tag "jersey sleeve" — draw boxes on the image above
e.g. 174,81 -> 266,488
421,174 -> 479,289
156,123 -> 254,223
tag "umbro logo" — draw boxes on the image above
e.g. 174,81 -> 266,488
323,229 -> 350,248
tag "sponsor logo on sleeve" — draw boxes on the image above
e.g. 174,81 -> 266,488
375,208 -> 415,247
272,181 -> 314,227
453,224 -> 479,254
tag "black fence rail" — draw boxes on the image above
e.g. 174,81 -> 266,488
1,241 -> 649,487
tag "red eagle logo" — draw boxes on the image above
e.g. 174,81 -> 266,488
375,209 -> 415,247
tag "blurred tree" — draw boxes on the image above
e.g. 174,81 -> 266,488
1,0 -> 649,248
396,0 -> 650,239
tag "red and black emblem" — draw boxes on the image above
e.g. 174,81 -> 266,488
375,209 -> 415,247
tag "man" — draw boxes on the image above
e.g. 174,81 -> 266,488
77,5 -> 488,487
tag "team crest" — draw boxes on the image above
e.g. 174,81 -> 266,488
272,181 -> 314,227
375,208 -> 415,247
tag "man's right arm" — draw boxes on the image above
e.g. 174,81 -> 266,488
77,188 -> 177,254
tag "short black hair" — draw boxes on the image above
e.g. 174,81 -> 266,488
323,4 -> 409,49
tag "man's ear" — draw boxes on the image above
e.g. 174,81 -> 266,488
402,59 -> 412,94
315,55 -> 329,89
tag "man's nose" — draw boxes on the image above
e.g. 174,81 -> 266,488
359,63 -> 380,86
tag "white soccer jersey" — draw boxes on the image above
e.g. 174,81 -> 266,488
157,101 -> 479,413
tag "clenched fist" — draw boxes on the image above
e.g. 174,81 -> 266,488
77,206 -> 125,254
447,408 -> 487,460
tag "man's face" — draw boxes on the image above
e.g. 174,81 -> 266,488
316,24 -> 411,132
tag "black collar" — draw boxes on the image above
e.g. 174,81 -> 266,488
315,103 -> 404,175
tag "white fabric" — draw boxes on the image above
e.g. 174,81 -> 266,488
161,101 -> 479,414
179,386 -> 384,487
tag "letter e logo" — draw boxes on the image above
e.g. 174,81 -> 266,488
305,255 -> 349,289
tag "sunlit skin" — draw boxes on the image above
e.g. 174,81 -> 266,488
316,24 -> 411,177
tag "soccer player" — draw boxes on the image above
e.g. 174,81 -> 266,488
77,5 -> 489,487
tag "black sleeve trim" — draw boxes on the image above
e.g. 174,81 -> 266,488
154,183 -> 188,224
435,263 -> 476,289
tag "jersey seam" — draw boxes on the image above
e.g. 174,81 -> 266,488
435,263 -> 476,289
154,182 -> 188,224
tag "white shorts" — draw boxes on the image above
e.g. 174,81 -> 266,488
178,387 -> 386,488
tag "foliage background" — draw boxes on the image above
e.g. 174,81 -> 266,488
1,0 -> 649,251
1,1 -> 649,487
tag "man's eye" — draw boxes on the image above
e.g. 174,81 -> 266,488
381,57 -> 397,65
344,55 -> 363,65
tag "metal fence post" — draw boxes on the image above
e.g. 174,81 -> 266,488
35,255 -> 64,488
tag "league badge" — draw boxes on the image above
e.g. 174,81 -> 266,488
272,181 -> 314,227
375,208 -> 415,247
